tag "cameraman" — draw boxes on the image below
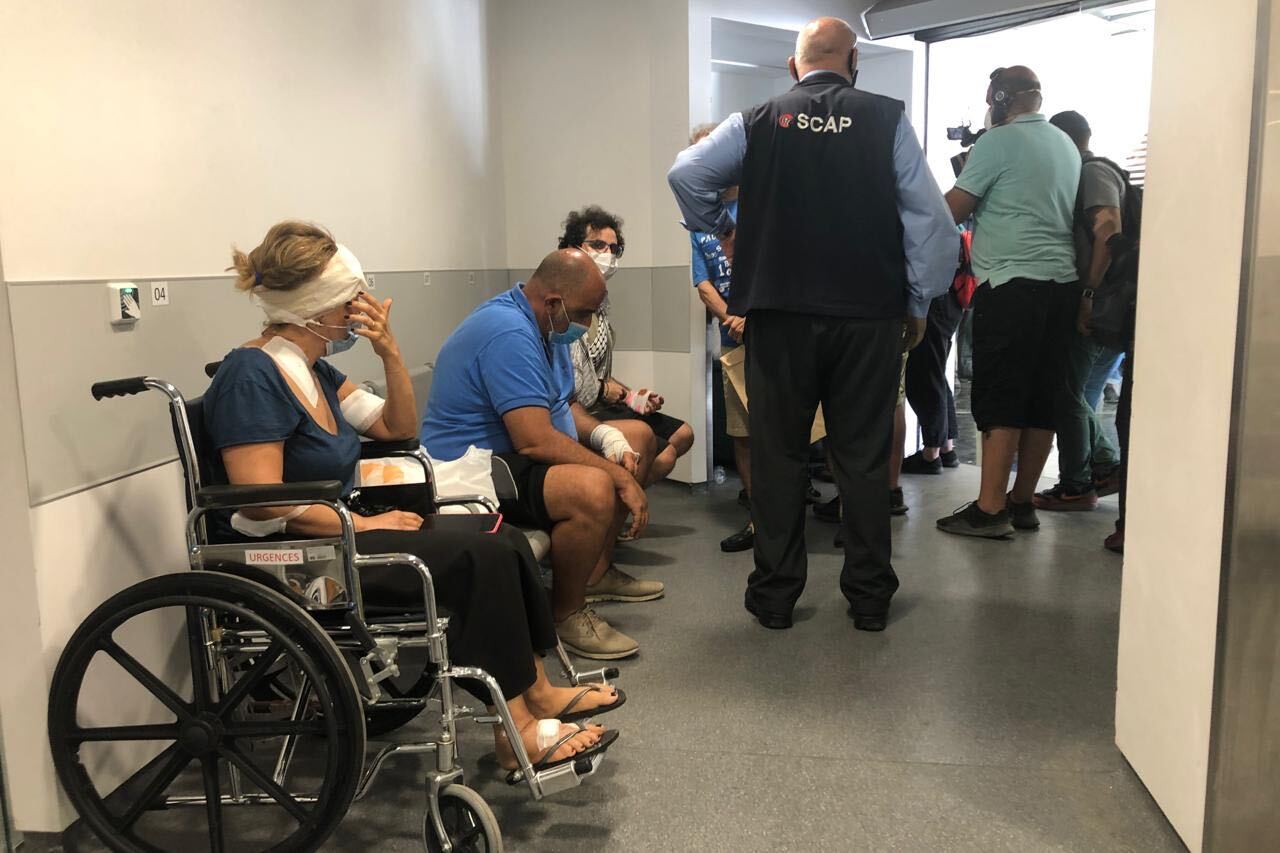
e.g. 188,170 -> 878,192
935,66 -> 1082,540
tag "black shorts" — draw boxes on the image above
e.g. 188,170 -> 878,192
493,452 -> 555,530
591,403 -> 686,454
970,278 -> 1077,432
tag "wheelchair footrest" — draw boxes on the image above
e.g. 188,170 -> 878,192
505,742 -> 611,798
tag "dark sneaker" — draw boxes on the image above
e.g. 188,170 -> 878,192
936,502 -> 1015,539
813,495 -> 842,523
720,522 -> 755,553
940,449 -> 960,469
1104,528 -> 1124,554
890,487 -> 908,516
1093,466 -> 1121,498
1033,484 -> 1099,512
805,481 -> 822,503
737,488 -> 751,509
1006,493 -> 1040,530
901,451 -> 942,475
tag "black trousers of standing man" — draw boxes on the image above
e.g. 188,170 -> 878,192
745,310 -> 902,618
904,291 -> 964,448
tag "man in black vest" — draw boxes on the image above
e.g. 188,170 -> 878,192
668,17 -> 955,631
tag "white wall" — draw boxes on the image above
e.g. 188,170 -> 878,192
495,0 -> 700,481
0,0 -> 506,281
689,1 -> 879,125
710,69 -> 793,121
1114,2 -> 1260,851
0,0 -> 507,832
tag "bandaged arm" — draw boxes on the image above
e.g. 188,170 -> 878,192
590,423 -> 638,465
221,441 -> 366,538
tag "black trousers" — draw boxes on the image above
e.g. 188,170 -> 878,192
356,523 -> 556,702
904,291 -> 964,447
745,310 -> 901,615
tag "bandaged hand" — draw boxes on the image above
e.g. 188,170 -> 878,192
590,424 -> 640,472
624,389 -> 663,415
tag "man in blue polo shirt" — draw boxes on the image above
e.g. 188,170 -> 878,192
936,66 -> 1082,540
422,249 -> 663,660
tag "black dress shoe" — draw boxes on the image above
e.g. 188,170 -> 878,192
720,522 -> 755,553
745,599 -> 793,630
850,609 -> 888,632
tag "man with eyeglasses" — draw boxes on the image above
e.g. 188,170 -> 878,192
668,17 -> 955,632
559,206 -> 696,494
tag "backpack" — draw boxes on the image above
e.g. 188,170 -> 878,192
950,229 -> 978,310
1080,155 -> 1143,348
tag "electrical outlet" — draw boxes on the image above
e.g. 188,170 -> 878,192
423,272 -> 432,287
366,273 -> 376,290
468,272 -> 476,286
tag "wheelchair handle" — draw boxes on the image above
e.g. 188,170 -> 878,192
91,377 -> 150,400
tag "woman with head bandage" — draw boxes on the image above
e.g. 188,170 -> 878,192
205,220 -> 625,774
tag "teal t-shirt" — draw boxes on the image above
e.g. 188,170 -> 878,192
955,113 -> 1081,286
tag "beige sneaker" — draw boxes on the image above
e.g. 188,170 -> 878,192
584,565 -> 665,603
556,607 -> 640,660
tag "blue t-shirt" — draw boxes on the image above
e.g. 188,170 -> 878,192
422,284 -> 577,460
690,199 -> 738,347
203,348 -> 360,539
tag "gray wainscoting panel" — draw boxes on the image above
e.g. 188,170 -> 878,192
11,270 -> 499,505
606,267 -> 653,352
650,266 -> 694,353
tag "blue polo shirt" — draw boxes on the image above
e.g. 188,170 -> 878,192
421,284 -> 577,460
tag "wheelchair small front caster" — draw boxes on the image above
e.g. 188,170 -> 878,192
423,784 -> 502,853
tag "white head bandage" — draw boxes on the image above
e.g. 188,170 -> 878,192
252,244 -> 367,326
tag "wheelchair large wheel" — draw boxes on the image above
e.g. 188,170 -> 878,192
423,784 -> 502,853
48,572 -> 366,853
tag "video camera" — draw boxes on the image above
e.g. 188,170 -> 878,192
946,122 -> 987,177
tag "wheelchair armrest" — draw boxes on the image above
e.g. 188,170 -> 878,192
195,481 -> 344,509
359,438 -> 422,458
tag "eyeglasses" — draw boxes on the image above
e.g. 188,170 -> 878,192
582,239 -> 624,258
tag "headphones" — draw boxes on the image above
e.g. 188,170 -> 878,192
988,67 -> 1040,125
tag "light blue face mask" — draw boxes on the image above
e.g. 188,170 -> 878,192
547,300 -> 588,345
308,320 -> 360,356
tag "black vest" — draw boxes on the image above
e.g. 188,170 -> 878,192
730,73 -> 909,320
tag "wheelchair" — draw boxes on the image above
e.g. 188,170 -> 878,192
47,372 -> 620,853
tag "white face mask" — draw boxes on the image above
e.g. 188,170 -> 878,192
983,107 -> 995,130
587,250 -> 619,280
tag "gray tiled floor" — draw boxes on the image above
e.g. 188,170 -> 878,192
52,465 -> 1184,853
337,466 -> 1180,853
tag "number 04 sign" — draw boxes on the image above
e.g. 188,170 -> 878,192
150,281 -> 170,306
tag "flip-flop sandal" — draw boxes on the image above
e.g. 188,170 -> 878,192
505,724 -> 620,786
555,685 -> 628,723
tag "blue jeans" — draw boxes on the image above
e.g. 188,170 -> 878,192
1083,350 -> 1124,412
1057,332 -> 1123,490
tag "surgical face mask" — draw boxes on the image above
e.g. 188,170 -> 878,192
307,320 -> 360,356
587,250 -> 619,281
984,107 -> 995,130
547,300 -> 589,345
